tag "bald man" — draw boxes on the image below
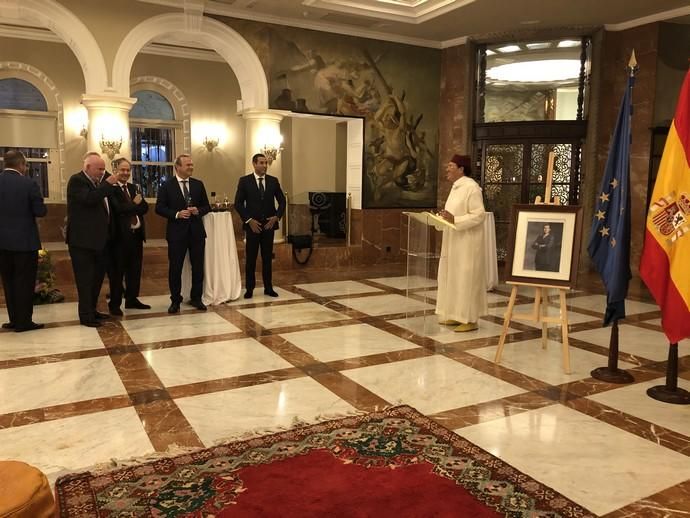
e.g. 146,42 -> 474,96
66,153 -> 118,327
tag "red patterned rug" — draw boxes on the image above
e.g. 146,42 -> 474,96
55,406 -> 594,517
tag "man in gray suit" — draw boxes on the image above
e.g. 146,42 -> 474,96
0,150 -> 47,332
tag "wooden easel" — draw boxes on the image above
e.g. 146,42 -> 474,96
494,152 -> 572,374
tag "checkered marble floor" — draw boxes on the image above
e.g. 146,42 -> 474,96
2,275 -> 690,516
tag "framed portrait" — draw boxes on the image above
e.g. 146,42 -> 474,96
505,204 -> 583,288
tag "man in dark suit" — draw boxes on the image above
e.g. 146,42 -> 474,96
234,153 -> 286,299
155,154 -> 210,313
66,152 -> 119,327
0,150 -> 47,332
107,157 -> 150,314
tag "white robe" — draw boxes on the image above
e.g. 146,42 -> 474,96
435,176 -> 487,324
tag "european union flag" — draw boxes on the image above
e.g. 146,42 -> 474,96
587,72 -> 634,326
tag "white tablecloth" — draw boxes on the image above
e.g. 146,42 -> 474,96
182,212 -> 242,305
485,212 -> 499,290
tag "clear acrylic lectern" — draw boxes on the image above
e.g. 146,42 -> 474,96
402,211 -> 452,307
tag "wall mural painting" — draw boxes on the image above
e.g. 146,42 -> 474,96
264,28 -> 440,208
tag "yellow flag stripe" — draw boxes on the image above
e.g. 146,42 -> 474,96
646,122 -> 690,308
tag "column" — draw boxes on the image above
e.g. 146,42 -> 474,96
81,94 -> 137,164
242,109 -> 287,242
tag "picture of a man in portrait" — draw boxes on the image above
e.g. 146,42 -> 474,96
524,221 -> 563,272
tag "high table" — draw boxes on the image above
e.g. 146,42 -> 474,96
484,211 -> 499,290
181,212 -> 242,305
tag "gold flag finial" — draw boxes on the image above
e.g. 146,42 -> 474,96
628,50 -> 637,70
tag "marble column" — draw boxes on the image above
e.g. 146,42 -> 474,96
81,94 -> 137,164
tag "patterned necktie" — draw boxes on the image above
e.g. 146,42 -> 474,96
182,180 -> 191,205
258,177 -> 265,200
122,185 -> 138,227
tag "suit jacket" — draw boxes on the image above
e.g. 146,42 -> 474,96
234,173 -> 286,230
155,176 -> 210,242
66,171 -> 117,250
109,183 -> 148,242
0,168 -> 47,251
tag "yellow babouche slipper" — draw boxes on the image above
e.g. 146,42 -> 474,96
439,319 -> 461,326
454,322 -> 478,332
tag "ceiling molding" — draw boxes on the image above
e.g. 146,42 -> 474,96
604,5 -> 690,31
302,0 -> 475,24
440,35 -> 468,48
0,24 -> 226,63
0,23 -> 58,43
140,43 -> 225,62
140,0 -> 443,48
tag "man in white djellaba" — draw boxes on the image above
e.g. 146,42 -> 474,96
435,154 -> 487,332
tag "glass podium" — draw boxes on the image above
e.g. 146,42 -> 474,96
402,212 -> 447,307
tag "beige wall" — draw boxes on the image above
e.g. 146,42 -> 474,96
0,35 -> 247,201
0,36 -> 88,179
131,53 -> 245,200
286,118 -> 338,203
57,0 -> 170,80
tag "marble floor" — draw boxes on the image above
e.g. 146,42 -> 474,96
2,268 -> 690,517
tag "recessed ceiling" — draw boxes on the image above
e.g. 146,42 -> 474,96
189,0 -> 690,47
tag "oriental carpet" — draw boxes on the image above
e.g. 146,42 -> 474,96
55,405 -> 593,517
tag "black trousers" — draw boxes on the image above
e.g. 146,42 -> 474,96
68,245 -> 106,323
107,233 -> 144,308
167,236 -> 204,304
0,249 -> 38,328
245,228 -> 275,291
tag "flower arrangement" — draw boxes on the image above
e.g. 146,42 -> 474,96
34,249 -> 64,304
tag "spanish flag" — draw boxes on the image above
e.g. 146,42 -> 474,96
640,69 -> 690,344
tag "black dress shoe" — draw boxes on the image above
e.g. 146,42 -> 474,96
125,299 -> 151,310
80,320 -> 102,328
244,290 -> 253,299
264,289 -> 279,297
109,306 -> 124,316
15,322 -> 44,332
168,302 -> 180,314
1,322 -> 14,329
95,312 -> 111,320
189,299 -> 207,311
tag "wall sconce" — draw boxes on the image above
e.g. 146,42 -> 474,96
79,125 -> 88,139
99,135 -> 122,160
203,136 -> 219,152
260,142 -> 284,165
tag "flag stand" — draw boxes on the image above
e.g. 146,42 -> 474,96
495,152 -> 573,374
590,321 -> 634,383
647,343 -> 690,404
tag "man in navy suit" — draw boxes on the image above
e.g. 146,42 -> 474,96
66,153 -> 119,327
234,153 -> 286,299
0,150 -> 47,332
155,154 -> 210,313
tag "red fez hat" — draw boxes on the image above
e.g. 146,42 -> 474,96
450,154 -> 471,169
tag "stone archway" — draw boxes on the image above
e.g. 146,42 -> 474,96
0,0 -> 108,94
112,14 -> 268,110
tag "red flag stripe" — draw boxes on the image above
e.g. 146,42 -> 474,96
639,229 -> 690,343
673,72 -> 690,167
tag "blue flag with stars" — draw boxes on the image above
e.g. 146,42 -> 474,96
587,73 -> 634,326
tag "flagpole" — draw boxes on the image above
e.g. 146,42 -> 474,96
643,60 -> 690,405
590,51 -> 637,385
647,343 -> 690,404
